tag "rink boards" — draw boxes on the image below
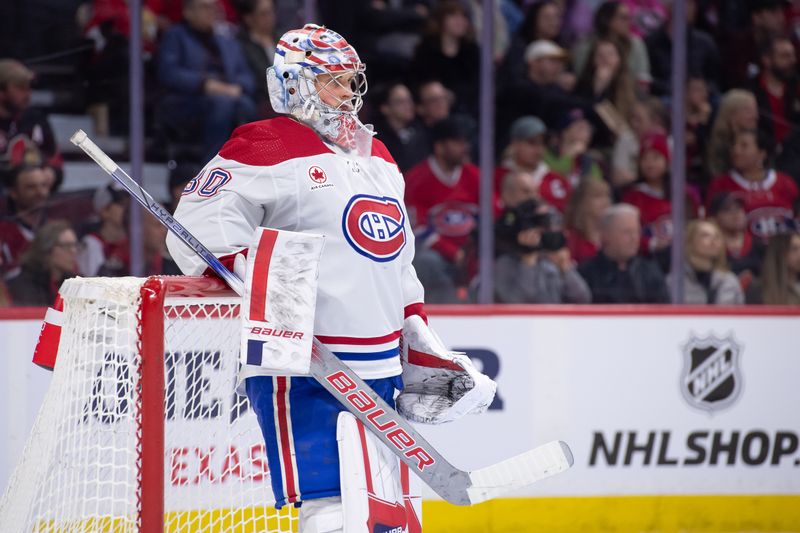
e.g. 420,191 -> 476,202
421,306 -> 800,532
2,305 -> 799,532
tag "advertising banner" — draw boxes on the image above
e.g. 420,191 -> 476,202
422,311 -> 800,497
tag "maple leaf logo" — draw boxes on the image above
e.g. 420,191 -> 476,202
309,166 -> 327,183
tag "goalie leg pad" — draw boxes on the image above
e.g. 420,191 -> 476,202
337,412 -> 422,533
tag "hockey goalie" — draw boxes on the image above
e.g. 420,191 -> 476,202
163,24 -> 497,533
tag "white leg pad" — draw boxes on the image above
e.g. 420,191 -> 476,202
336,412 -> 423,533
299,496 -> 344,533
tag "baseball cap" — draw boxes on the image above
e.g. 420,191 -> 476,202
93,182 -> 127,211
555,108 -> 589,132
524,40 -> 567,63
708,191 -> 746,216
510,116 -> 547,140
0,59 -> 34,87
639,133 -> 670,161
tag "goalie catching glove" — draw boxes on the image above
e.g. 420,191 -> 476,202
396,315 -> 497,424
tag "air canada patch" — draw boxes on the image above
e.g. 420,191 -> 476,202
342,194 -> 406,262
309,165 -> 327,183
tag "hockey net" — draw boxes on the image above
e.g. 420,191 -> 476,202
0,276 -> 297,532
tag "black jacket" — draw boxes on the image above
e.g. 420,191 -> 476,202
578,252 -> 670,304
646,25 -> 720,96
7,267 -> 61,307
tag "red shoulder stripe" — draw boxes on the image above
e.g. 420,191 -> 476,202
218,117 -> 334,166
371,138 -> 399,167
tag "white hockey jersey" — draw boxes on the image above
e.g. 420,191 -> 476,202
166,117 -> 425,379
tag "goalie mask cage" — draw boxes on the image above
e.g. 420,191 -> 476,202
0,276 -> 297,533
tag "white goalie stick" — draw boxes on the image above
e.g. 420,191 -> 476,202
70,129 -> 573,505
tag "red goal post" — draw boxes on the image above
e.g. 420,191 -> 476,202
0,276 -> 296,533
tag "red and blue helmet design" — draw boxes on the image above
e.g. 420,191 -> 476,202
267,24 -> 366,116
342,195 -> 407,262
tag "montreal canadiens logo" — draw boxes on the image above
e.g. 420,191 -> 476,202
309,166 -> 327,183
342,195 -> 406,262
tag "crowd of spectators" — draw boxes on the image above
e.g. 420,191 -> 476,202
1,0 -> 800,308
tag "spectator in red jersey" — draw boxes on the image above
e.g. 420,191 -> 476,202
707,129 -> 799,240
545,109 -> 604,188
405,116 -> 479,303
623,133 -> 699,265
668,220 -> 744,305
77,183 -> 130,277
578,203 -> 670,303
746,229 -> 800,304
0,60 -> 63,191
373,82 -> 430,173
611,96 -> 668,188
6,220 -> 78,307
709,191 -> 766,284
495,116 -> 571,213
564,177 -> 613,264
493,198 -> 591,304
0,164 -> 52,277
707,89 -> 759,177
750,34 -> 800,154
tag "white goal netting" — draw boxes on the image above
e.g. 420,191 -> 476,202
0,276 -> 296,532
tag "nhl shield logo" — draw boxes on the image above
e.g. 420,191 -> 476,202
680,333 -> 743,414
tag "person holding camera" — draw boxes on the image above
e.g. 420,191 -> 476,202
494,198 -> 591,304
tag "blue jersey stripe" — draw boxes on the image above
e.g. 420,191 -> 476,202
333,347 -> 400,361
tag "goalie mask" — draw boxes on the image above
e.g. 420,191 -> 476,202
267,24 -> 374,155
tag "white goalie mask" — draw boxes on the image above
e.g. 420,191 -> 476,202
267,24 -> 374,155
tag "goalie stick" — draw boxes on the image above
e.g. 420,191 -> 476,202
70,129 -> 573,505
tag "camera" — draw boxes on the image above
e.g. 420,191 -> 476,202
539,229 -> 567,252
496,199 -> 567,254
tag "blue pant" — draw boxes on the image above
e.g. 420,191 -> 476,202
246,374 -> 401,508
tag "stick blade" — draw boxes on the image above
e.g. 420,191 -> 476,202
466,440 -> 573,505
